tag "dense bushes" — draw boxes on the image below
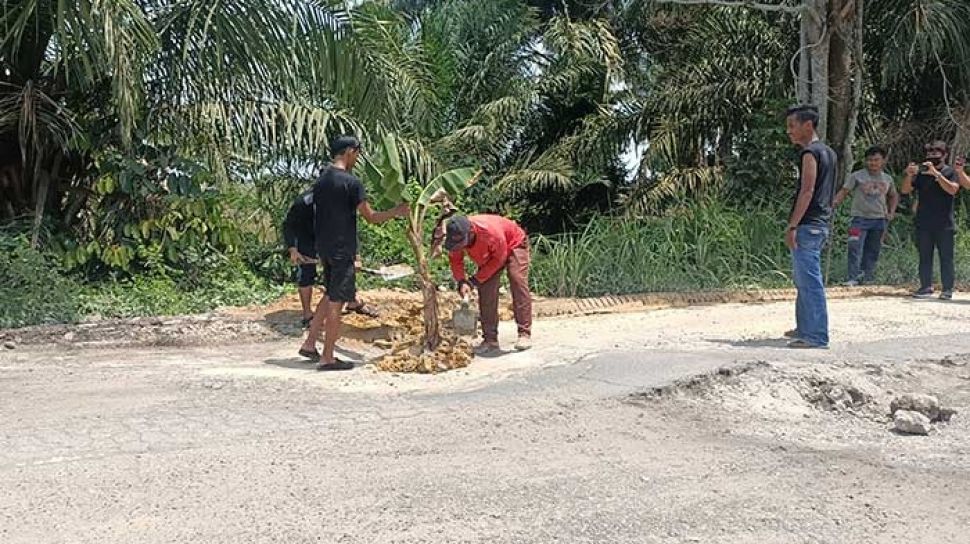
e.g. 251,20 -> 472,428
0,231 -> 82,328
75,257 -> 285,320
4,195 -> 969,329
1,226 -> 284,328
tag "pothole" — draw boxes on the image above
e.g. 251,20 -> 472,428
627,361 -> 770,402
799,376 -> 872,412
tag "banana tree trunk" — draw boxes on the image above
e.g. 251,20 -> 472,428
405,219 -> 441,351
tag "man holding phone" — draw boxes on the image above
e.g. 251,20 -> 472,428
901,141 -> 961,300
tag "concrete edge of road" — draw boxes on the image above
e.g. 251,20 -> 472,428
532,284 -> 923,318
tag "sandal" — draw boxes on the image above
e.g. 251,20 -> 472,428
345,302 -> 380,318
298,348 -> 321,361
316,358 -> 355,371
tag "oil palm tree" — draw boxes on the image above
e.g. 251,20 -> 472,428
0,0 -> 410,236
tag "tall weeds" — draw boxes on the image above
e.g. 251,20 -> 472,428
530,200 -> 970,297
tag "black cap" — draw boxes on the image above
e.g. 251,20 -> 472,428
444,216 -> 472,251
330,135 -> 361,158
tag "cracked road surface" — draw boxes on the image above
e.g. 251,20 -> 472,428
2,296 -> 969,543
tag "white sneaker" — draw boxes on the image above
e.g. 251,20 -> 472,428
514,336 -> 532,351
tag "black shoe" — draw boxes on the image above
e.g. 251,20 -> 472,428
940,291 -> 953,301
298,348 -> 320,361
913,288 -> 934,299
316,359 -> 355,371
301,317 -> 313,328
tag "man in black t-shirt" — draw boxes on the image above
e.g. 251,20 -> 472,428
282,190 -> 378,327
783,105 -> 837,349
298,136 -> 409,370
901,140 -> 961,300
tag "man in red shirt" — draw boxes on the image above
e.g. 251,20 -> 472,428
445,215 -> 533,354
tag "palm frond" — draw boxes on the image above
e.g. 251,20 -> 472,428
0,81 -> 81,161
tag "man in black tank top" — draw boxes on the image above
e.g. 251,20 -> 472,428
783,105 -> 836,349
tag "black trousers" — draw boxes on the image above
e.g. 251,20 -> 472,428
917,228 -> 955,291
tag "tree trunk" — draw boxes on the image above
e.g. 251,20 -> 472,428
406,221 -> 441,351
805,0 -> 830,137
842,0 -> 865,182
826,0 -> 857,183
950,101 -> 970,165
797,19 -> 812,104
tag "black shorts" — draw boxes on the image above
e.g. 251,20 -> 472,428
322,257 -> 356,303
294,263 -> 317,288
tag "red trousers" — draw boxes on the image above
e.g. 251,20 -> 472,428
478,243 -> 532,342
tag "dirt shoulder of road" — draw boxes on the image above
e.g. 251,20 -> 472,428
0,284 -> 918,352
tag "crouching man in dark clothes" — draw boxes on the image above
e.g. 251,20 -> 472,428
283,189 -> 380,327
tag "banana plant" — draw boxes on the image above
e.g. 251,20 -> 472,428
362,133 -> 479,350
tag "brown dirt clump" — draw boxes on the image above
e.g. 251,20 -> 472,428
355,299 -> 474,374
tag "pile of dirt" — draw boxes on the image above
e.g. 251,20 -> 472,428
361,300 -> 475,374
228,288 -> 491,374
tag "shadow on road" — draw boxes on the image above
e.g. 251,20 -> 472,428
263,310 -> 305,338
264,357 -> 319,370
706,337 -> 791,349
907,298 -> 970,306
264,345 -> 371,370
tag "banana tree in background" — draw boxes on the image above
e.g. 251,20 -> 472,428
363,133 -> 479,350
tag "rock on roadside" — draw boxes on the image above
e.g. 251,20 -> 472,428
894,410 -> 931,435
890,393 -> 940,422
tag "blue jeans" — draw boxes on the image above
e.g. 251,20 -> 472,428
846,217 -> 887,283
792,225 -> 829,347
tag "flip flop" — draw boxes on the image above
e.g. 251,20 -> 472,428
345,302 -> 380,318
316,358 -> 355,371
298,348 -> 321,361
